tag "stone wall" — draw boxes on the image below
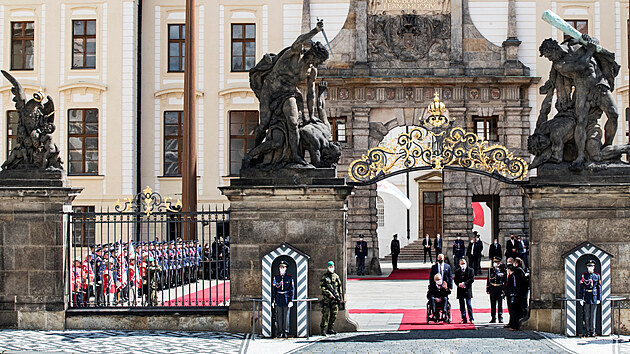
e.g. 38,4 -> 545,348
220,181 -> 357,334
66,314 -> 229,331
522,178 -> 630,334
0,180 -> 81,329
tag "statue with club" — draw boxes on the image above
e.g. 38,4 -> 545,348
243,20 -> 340,170
529,11 -> 629,171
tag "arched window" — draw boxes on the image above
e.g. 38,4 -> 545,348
376,196 -> 385,227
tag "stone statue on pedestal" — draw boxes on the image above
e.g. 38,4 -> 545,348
243,21 -> 341,171
528,33 -> 629,171
1,70 -> 62,171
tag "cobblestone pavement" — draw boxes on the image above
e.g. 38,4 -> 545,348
291,327 -> 572,353
0,330 -> 246,353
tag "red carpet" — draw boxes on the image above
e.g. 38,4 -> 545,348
348,268 -> 431,281
161,281 -> 230,306
349,269 -> 487,281
349,308 -> 492,330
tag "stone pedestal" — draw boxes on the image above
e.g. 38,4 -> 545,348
522,171 -> 630,334
0,170 -> 81,329
220,170 -> 357,334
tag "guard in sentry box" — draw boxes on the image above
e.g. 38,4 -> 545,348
579,260 -> 601,337
272,261 -> 294,338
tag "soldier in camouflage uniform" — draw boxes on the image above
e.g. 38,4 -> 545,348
320,260 -> 344,336
145,256 -> 162,306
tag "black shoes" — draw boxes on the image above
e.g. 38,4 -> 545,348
327,329 -> 337,335
499,318 -> 503,323
490,318 -> 496,323
321,329 -> 327,336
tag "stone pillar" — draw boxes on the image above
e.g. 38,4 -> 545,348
502,0 -> 523,75
220,171 -> 357,334
0,171 -> 81,329
522,171 -> 630,334
345,107 -> 380,275
301,0 -> 311,34
355,0 -> 368,65
449,0 -> 463,73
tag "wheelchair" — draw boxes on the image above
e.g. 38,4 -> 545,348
426,297 -> 452,324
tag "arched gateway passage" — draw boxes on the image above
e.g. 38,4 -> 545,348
344,95 -> 531,330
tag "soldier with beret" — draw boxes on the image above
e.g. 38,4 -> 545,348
320,260 -> 344,336
486,256 -> 506,323
579,260 -> 601,337
272,261 -> 294,338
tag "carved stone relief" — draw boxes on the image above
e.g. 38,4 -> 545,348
367,13 -> 451,63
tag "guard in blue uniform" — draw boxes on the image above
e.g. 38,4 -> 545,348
579,260 -> 601,337
272,261 -> 294,338
486,256 -> 506,323
453,233 -> 465,266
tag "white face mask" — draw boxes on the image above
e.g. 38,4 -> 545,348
457,237 -> 461,240
460,264 -> 466,270
494,263 -> 500,268
280,268 -> 286,275
587,266 -> 594,273
436,280 -> 443,286
328,266 -> 335,273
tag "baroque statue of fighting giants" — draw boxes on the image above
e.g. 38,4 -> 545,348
529,12 -> 629,171
243,21 -> 341,171
1,70 -> 62,171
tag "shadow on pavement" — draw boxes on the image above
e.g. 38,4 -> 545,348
317,328 -> 546,344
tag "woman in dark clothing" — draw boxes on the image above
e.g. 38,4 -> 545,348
504,265 -> 522,330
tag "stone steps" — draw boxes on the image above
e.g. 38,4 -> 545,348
382,240 -> 440,261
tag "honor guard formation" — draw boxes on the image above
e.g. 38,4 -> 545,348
71,238 -> 230,307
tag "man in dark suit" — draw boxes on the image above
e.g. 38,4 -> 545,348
422,234 -> 433,263
390,234 -> 400,270
466,237 -> 482,275
489,238 -> 502,261
454,258 -> 475,323
434,233 -> 443,257
354,235 -> 368,275
429,253 -> 452,289
453,233 -> 465,266
473,235 -> 483,275
505,234 -> 522,260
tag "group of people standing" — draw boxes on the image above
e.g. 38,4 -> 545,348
425,252 -> 529,328
422,233 -> 443,263
487,256 -> 529,330
71,238 -> 229,307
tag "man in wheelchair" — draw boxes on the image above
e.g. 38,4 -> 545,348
427,273 -> 451,322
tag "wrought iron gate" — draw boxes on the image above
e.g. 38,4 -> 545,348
66,187 -> 230,310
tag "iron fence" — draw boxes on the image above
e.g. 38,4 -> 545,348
66,192 -> 230,310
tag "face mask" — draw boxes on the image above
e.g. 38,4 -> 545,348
494,241 -> 497,244
587,266 -> 594,273
457,237 -> 461,240
437,259 -> 443,264
460,265 -> 466,270
510,237 -> 514,240
494,263 -> 500,268
436,280 -> 443,286
507,262 -> 513,266
328,267 -> 335,273
280,268 -> 286,275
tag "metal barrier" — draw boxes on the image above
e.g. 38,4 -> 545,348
66,188 -> 230,310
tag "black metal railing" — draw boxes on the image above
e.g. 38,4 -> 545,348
66,204 -> 230,309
